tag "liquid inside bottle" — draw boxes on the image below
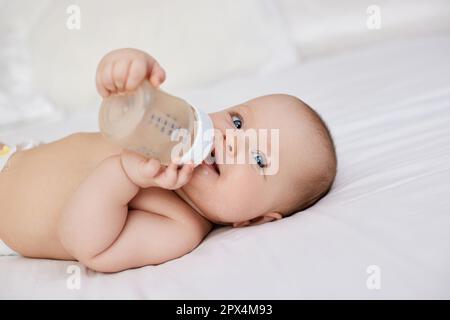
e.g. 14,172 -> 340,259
99,81 -> 213,166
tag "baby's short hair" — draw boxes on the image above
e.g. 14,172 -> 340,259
283,99 -> 337,216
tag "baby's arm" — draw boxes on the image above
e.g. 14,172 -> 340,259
58,49 -> 202,273
57,153 -> 200,273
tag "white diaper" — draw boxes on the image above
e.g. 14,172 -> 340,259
0,239 -> 17,256
0,144 -> 16,172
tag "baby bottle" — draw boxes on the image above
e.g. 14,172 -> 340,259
98,80 -> 214,166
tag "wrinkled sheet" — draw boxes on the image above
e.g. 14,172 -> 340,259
1,35 -> 449,299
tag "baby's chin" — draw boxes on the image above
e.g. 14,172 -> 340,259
200,212 -> 229,225
194,207 -> 237,226
182,164 -> 256,225
182,193 -> 246,226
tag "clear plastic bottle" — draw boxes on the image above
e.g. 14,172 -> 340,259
99,80 -> 214,166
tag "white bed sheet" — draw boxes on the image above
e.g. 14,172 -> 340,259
1,35 -> 449,299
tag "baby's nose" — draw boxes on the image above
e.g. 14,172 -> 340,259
227,143 -> 233,154
225,140 -> 236,159
214,128 -> 237,163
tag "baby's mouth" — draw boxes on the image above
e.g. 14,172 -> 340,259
203,147 -> 220,175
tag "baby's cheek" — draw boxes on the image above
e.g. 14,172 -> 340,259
220,186 -> 260,218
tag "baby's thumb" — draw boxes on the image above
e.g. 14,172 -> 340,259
141,158 -> 161,178
121,150 -> 153,187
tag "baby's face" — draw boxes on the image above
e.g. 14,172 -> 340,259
181,94 -> 325,225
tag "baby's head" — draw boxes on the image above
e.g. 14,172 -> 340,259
181,94 -> 337,226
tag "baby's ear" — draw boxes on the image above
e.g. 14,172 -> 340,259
232,212 -> 282,228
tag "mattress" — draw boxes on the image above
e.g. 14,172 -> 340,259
1,35 -> 449,299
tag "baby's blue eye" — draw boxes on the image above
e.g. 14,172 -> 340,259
231,114 -> 243,129
253,151 -> 267,169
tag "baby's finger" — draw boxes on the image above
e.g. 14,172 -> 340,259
120,149 -> 150,186
140,158 -> 161,178
175,162 -> 195,188
155,161 -> 178,188
101,62 -> 116,93
112,59 -> 131,92
96,64 -> 110,97
125,58 -> 147,91
149,61 -> 166,88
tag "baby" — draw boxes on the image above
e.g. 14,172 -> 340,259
0,48 -> 337,272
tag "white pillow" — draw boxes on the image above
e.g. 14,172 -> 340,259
276,0 -> 450,58
6,0 -> 297,111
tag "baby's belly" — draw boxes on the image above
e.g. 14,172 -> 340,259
0,132 -> 123,259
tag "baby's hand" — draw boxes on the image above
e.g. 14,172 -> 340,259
96,48 -> 166,97
120,150 -> 195,190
